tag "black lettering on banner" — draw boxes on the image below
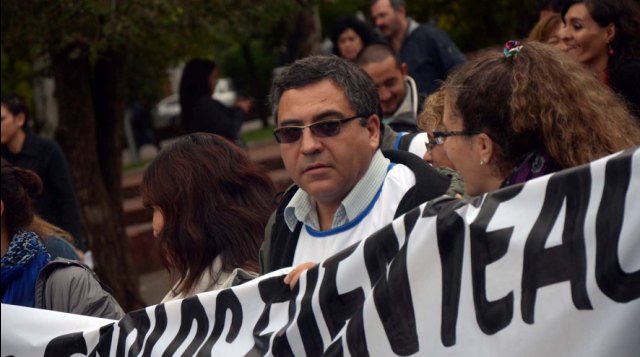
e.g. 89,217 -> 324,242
44,332 -> 87,357
319,242 -> 364,339
140,303 -> 168,357
196,289 -> 243,355
369,209 -> 422,355
343,225 -> 396,357
433,199 -> 467,347
112,308 -> 151,357
87,323 -> 115,356
470,186 -> 522,335
341,210 -> 421,356
283,267 -> 323,356
521,168 -> 592,324
250,276 -> 295,356
596,150 -> 640,302
163,296 -> 210,356
325,339 -> 344,356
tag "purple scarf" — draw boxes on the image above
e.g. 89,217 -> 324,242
501,149 -> 561,188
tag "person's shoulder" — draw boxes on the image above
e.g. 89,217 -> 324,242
611,59 -> 640,79
385,161 -> 417,188
28,133 -> 64,156
43,236 -> 80,260
411,22 -> 443,38
40,258 -> 90,283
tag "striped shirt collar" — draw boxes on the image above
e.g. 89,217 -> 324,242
284,150 -> 390,231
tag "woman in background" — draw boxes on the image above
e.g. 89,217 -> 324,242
330,16 -> 379,61
528,13 -> 565,49
417,89 -> 465,197
141,133 -> 275,302
561,0 -> 640,119
178,59 -> 251,144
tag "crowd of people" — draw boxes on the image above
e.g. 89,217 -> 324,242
2,0 -> 639,331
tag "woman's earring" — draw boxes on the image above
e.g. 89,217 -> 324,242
480,159 -> 486,166
608,44 -> 615,56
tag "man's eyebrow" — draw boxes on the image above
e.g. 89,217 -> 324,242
279,110 -> 349,126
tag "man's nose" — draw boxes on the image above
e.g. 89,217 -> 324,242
300,127 -> 322,154
379,87 -> 391,101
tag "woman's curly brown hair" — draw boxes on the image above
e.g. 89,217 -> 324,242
443,41 -> 640,177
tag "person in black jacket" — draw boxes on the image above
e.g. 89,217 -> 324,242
178,59 -> 251,144
1,94 -> 86,252
260,55 -> 451,274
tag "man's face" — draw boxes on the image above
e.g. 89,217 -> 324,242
276,80 -> 380,206
360,56 -> 407,116
370,0 -> 405,39
0,105 -> 25,145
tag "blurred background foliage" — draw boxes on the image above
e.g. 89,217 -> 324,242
3,0 -> 538,125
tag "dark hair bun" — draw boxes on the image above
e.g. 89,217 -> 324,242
14,167 -> 43,196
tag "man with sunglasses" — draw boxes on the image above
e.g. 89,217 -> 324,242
260,55 -> 451,274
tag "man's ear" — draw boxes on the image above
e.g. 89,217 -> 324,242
476,133 -> 495,164
367,114 -> 381,150
397,5 -> 406,18
16,112 -> 26,128
400,63 -> 408,77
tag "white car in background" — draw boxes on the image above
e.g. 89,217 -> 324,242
152,78 -> 236,129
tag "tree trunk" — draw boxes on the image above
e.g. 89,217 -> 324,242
51,44 -> 143,312
240,43 -> 270,127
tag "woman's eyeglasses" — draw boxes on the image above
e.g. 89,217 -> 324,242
424,141 -> 437,154
432,130 -> 481,142
273,115 -> 368,144
426,130 -> 481,154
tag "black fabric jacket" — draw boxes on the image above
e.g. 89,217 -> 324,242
1,133 -> 85,251
609,59 -> 640,121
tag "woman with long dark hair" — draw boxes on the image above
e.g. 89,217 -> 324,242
141,133 -> 275,302
561,0 -> 640,119
178,59 -> 251,144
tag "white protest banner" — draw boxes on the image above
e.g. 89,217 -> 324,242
2,147 -> 639,356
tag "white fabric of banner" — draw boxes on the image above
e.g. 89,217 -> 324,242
2,147 -> 639,357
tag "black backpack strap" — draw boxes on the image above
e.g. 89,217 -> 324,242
382,149 -> 451,218
34,258 -> 114,308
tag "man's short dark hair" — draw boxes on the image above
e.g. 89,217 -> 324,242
369,0 -> 406,10
269,55 -> 382,121
1,94 -> 30,129
355,42 -> 402,70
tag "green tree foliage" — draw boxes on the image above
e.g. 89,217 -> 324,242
318,0 -> 538,53
409,0 -> 538,52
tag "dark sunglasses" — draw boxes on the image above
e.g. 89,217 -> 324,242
273,115 -> 368,144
